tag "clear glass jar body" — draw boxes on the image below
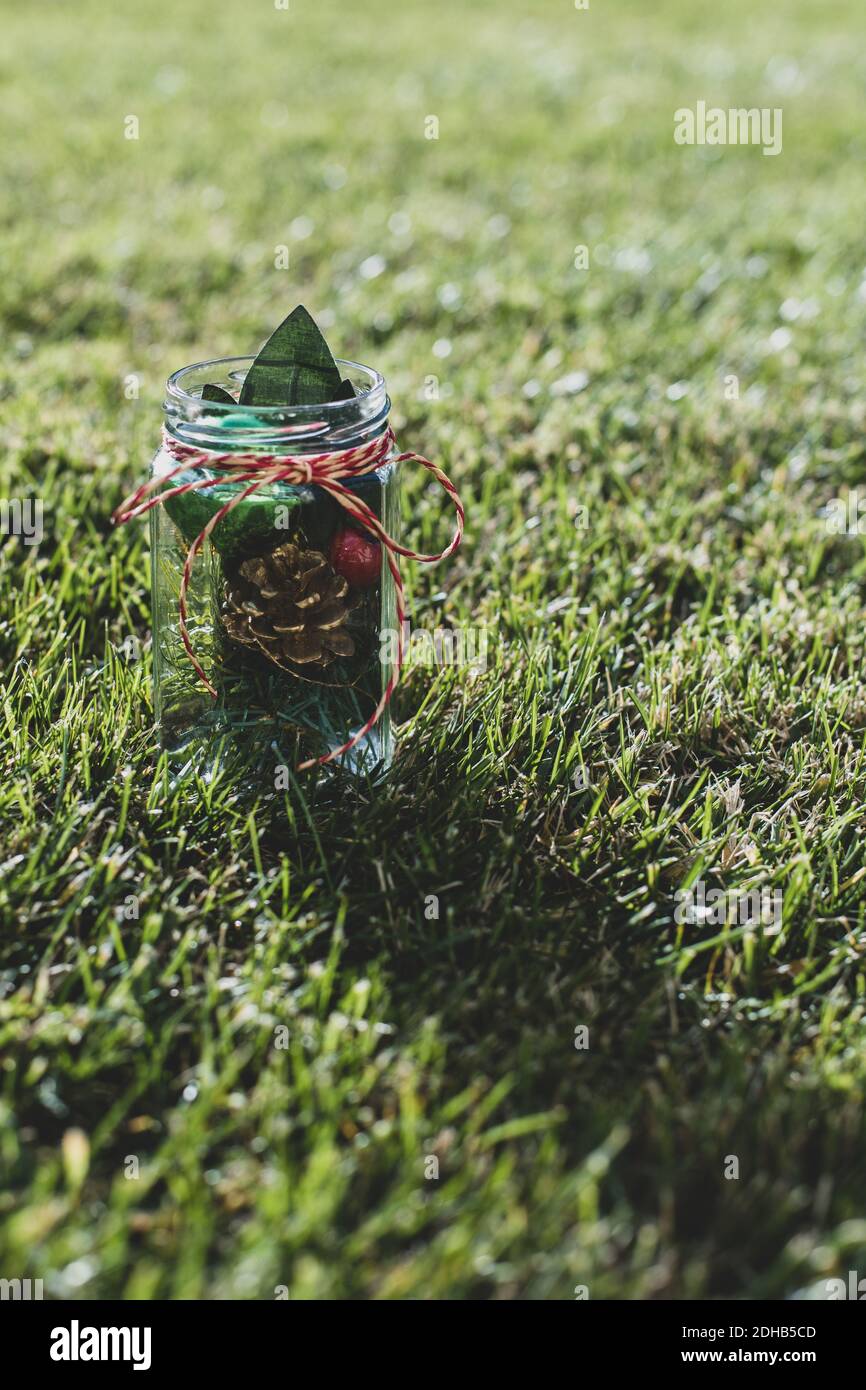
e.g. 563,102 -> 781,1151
150,357 -> 399,776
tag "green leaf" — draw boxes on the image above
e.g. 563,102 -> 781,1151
239,305 -> 345,407
200,384 -> 237,405
164,484 -> 305,562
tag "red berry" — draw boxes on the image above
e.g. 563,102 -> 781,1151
329,526 -> 381,589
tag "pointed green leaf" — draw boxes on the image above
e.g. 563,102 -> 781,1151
201,383 -> 237,405
239,305 -> 344,407
334,378 -> 356,400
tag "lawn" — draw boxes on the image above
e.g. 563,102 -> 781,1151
1,0 -> 866,1300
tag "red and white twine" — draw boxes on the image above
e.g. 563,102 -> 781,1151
112,425 -> 464,770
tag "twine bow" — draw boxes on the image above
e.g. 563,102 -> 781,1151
112,424 -> 464,770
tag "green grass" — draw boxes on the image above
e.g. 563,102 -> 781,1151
2,0 -> 866,1300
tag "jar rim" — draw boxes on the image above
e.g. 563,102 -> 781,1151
165,355 -> 385,414
163,355 -> 390,454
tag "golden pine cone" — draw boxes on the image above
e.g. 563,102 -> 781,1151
222,541 -> 356,668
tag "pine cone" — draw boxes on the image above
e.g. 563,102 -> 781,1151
222,541 -> 356,668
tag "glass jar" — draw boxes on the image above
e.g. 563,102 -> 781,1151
150,356 -> 400,776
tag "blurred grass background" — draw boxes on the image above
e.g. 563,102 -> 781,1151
1,0 -> 866,1298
